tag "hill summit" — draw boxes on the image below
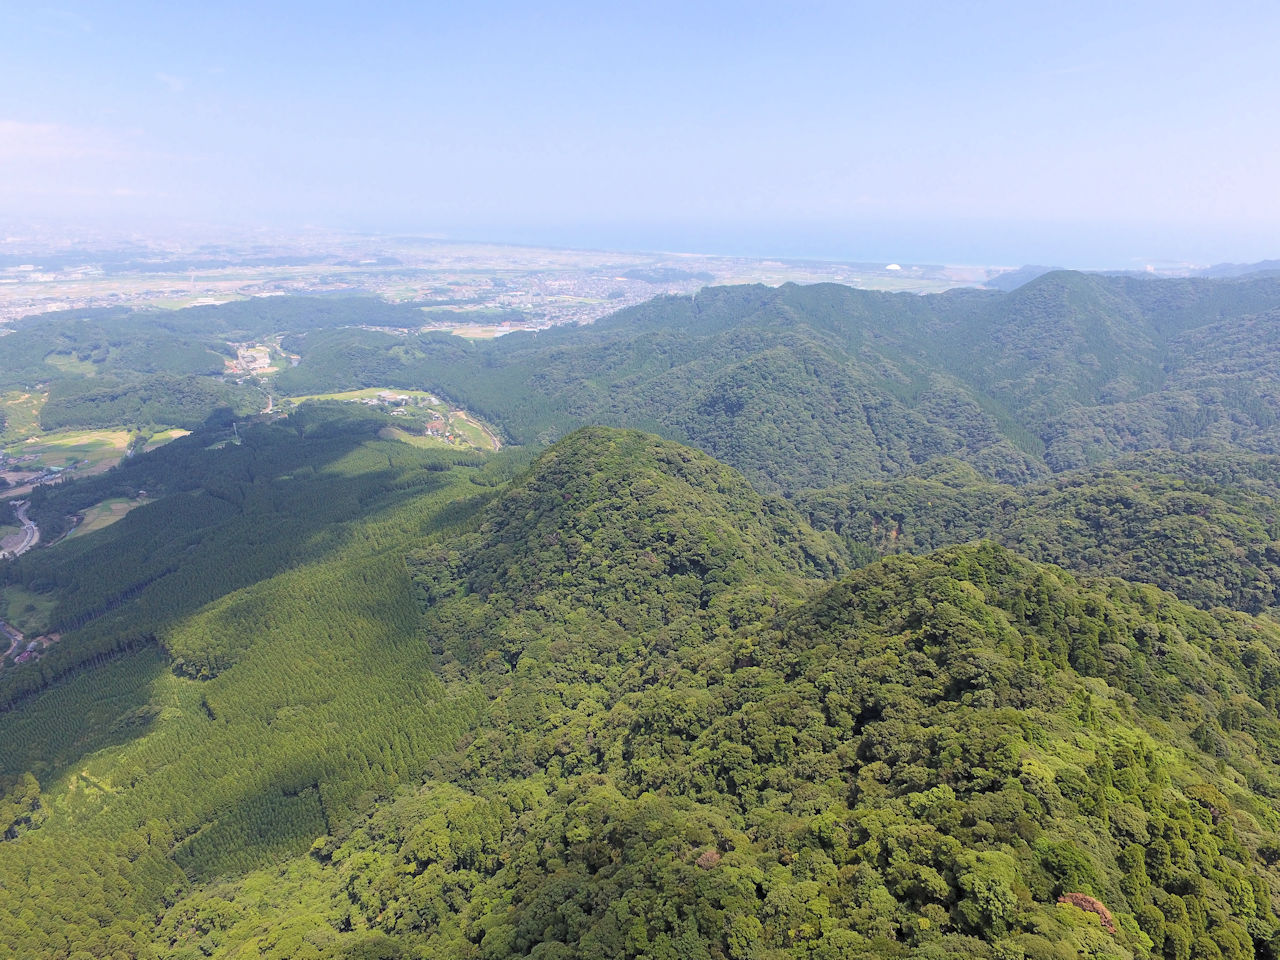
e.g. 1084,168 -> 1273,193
411,427 -> 845,669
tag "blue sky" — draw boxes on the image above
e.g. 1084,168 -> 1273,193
2,1 -> 1278,266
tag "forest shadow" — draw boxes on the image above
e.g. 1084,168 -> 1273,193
0,411 -> 492,710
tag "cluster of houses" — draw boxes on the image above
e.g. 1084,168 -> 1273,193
0,619 -> 59,669
11,640 -> 40,666
355,391 -> 441,408
2,463 -> 70,490
352,392 -> 465,442
1,450 -> 81,492
424,418 -> 455,441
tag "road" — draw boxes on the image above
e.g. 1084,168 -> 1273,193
474,418 -> 502,451
0,619 -> 21,661
1,499 -> 39,559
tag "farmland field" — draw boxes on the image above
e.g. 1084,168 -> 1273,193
5,429 -> 130,470
1,428 -> 197,500
447,325 -> 517,339
284,387 -> 499,450
447,411 -> 500,449
1,583 -> 55,636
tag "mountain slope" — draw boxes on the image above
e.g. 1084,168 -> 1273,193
0,412 -> 505,957
153,538 -> 1280,960
0,425 -> 843,959
9,422 -> 1280,958
798,449 -> 1280,615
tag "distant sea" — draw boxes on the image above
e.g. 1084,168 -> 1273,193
430,220 -> 1277,272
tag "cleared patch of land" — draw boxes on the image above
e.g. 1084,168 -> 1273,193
447,412 -> 500,450
10,429 -> 130,468
226,342 -> 280,376
1,584 -> 54,636
43,353 -> 98,376
0,390 -> 47,443
378,406 -> 500,452
376,409 -> 496,455
284,387 -> 441,404
147,294 -> 248,310
2,428 -> 192,499
141,428 -> 191,453
1,429 -> 129,497
283,388 -> 501,450
377,426 -> 454,449
450,325 -> 516,339
66,497 -> 151,539
34,429 -> 131,455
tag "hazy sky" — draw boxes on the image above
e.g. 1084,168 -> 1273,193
2,1 -> 1278,266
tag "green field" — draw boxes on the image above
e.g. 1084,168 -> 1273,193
282,387 -> 441,404
447,411 -> 499,449
146,294 -> 249,310
448,324 -> 516,339
283,388 -> 500,451
43,353 -> 98,376
3,429 -> 129,474
1,429 -> 196,499
1,584 -> 56,636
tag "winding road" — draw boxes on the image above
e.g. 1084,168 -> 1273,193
1,499 -> 39,560
1,501 -> 38,663
0,618 -> 21,661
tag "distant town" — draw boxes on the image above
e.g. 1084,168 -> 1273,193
0,228 -> 994,328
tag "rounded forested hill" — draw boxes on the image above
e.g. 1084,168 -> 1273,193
409,426 -> 847,668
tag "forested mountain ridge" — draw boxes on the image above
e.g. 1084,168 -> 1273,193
268,270 -> 1280,489
408,427 -> 846,677
8,271 -> 1280,479
6,420 -> 1280,958
151,539 -> 1280,960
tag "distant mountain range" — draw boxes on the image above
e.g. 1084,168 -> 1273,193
264,270 -> 1280,488
988,259 -> 1280,291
